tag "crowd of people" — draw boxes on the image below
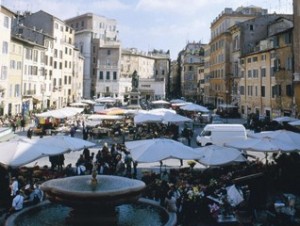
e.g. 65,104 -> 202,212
3,175 -> 44,220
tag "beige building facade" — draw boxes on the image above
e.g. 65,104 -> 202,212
239,18 -> 293,118
209,6 -> 267,107
0,6 -> 15,115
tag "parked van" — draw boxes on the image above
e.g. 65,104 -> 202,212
196,124 -> 247,146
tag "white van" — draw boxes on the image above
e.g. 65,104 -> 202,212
196,124 -> 247,146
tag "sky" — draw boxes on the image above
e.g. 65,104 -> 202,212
2,0 -> 293,60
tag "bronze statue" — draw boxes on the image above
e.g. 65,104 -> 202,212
131,70 -> 139,91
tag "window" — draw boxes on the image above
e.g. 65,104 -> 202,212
253,56 -> 258,62
69,76 -> 71,84
261,68 -> 266,77
33,50 -> 38,62
107,50 -> 111,55
247,86 -> 253,96
286,57 -> 293,71
99,71 -> 103,80
284,32 -> 292,44
261,86 -> 265,97
65,47 -> 68,54
274,58 -> 281,71
272,85 -> 281,97
54,49 -> 58,58
247,58 -> 251,63
106,71 -> 110,80
240,86 -> 245,95
253,69 -> 258,78
15,84 -> 20,97
64,76 -> 67,84
25,48 -> 32,60
273,36 -> 280,47
10,60 -> 16,69
286,84 -> 293,96
3,16 -> 9,28
113,71 -> 117,80
247,70 -> 252,78
2,41 -> 8,54
1,66 -> 8,80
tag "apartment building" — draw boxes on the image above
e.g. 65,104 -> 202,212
239,17 -> 293,118
209,6 -> 267,107
180,41 -> 205,101
14,10 -> 81,109
7,36 -> 23,116
65,13 -> 120,99
0,5 -> 15,115
120,48 -> 170,102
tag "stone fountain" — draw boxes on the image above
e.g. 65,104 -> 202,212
40,174 -> 146,224
5,171 -> 175,226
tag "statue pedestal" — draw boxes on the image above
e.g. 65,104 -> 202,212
127,90 -> 141,109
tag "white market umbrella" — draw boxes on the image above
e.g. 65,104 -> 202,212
149,108 -> 176,115
134,113 -> 163,124
151,100 -> 170,105
225,137 -> 299,153
248,130 -> 300,150
125,138 -> 200,163
289,120 -> 300,126
194,145 -> 246,166
69,102 -> 88,107
31,135 -> 96,152
87,114 -> 124,121
81,99 -> 96,105
273,116 -> 298,123
0,136 -> 95,168
180,103 -> 209,112
170,99 -> 186,104
162,112 -> 192,124
36,107 -> 84,119
95,97 -> 116,103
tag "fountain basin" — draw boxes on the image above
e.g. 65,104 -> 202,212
40,175 -> 146,210
5,199 -> 176,226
